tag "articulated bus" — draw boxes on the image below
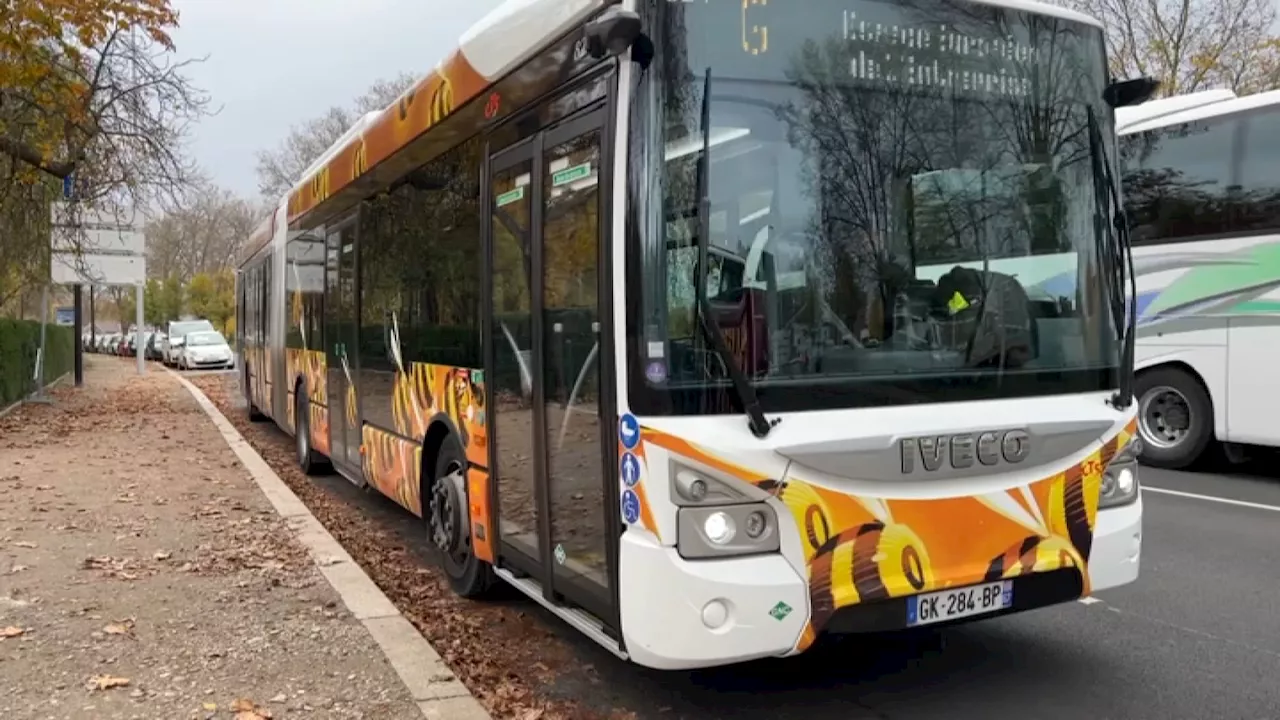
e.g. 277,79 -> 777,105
236,0 -> 1152,669
1116,89 -> 1280,468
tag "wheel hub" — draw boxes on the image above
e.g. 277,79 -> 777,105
1139,385 -> 1192,449
430,466 -> 468,554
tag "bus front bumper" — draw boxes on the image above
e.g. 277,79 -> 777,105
1086,496 -> 1144,593
616,497 -> 1142,670
618,532 -> 809,671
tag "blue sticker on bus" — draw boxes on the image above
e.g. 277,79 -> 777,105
620,452 -> 641,487
618,413 -> 640,449
621,489 -> 641,524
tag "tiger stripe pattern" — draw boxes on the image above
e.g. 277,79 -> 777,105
759,417 -> 1137,642
362,424 -> 423,515
364,362 -> 487,518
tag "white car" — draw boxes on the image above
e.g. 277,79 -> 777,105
163,319 -> 215,366
177,330 -> 234,371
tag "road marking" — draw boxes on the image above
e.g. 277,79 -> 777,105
1077,597 -> 1102,605
1143,485 -> 1280,513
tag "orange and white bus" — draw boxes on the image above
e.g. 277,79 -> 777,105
237,0 -> 1154,669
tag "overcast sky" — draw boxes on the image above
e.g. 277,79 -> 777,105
170,0 -> 502,200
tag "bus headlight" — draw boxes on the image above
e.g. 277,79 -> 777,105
677,504 -> 779,559
703,512 -> 736,544
1099,440 -> 1141,509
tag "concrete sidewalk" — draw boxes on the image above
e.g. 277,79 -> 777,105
0,356 -> 488,719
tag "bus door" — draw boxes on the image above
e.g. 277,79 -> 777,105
323,215 -> 362,474
485,104 -> 619,628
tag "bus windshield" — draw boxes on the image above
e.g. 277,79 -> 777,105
630,0 -> 1121,413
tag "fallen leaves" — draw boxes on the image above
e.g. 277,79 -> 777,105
190,374 -> 599,720
81,555 -> 146,581
103,618 -> 136,636
89,674 -> 131,691
231,698 -> 273,719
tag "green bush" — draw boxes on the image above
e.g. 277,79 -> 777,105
0,319 -> 74,406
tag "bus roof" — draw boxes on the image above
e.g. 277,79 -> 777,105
1115,88 -> 1237,133
278,0 -> 1104,231
284,0 -> 608,225
1119,88 -> 1280,135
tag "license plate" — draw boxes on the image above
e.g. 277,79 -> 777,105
906,580 -> 1013,627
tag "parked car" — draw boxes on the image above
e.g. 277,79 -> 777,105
163,319 -> 215,367
145,332 -> 167,361
176,330 -> 233,371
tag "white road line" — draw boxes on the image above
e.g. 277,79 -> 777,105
1077,597 -> 1103,605
1142,485 -> 1280,513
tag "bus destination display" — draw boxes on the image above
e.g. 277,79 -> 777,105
668,0 -> 1064,98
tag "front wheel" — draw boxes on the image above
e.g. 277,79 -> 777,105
428,436 -> 493,598
1136,367 -> 1213,469
295,390 -> 330,476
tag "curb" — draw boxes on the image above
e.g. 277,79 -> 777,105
0,371 -> 72,420
168,370 -> 493,720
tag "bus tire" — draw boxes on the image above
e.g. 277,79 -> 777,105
245,365 -> 266,422
295,389 -> 330,476
1135,366 -> 1213,469
428,435 -> 493,598
248,402 -> 267,422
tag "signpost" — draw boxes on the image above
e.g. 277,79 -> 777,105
47,202 -> 148,391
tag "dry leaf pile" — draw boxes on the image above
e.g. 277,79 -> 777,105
192,376 -> 633,720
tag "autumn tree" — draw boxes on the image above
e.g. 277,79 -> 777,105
186,269 -> 234,333
254,72 -> 417,201
1058,0 -> 1280,95
143,278 -> 164,326
0,0 -> 208,317
146,182 -> 260,283
0,0 -> 208,205
158,275 -> 184,321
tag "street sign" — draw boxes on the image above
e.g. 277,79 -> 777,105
49,201 -> 147,286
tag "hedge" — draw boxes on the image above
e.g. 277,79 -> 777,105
0,319 -> 74,407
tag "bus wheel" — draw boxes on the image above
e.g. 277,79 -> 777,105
428,436 -> 492,598
1135,367 -> 1212,469
245,365 -> 266,421
295,390 -> 330,476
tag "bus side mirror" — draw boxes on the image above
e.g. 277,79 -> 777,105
584,6 -> 642,59
1103,77 -> 1160,109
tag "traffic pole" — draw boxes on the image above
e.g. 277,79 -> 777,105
73,284 -> 83,386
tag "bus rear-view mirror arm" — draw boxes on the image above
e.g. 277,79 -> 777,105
1103,77 -> 1161,109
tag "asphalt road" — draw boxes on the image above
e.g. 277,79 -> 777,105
544,456 -> 1280,720
248,405 -> 1280,720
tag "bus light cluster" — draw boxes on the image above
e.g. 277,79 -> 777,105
1099,438 -> 1141,509
671,464 -> 779,559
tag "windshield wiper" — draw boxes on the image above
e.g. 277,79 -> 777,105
1086,105 -> 1136,409
692,67 -> 775,438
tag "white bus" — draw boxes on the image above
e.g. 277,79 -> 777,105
1118,88 -> 1280,468
236,0 -> 1151,669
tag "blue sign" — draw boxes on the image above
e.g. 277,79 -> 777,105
618,413 -> 640,449
62,174 -> 74,199
621,489 -> 641,524
620,452 -> 641,487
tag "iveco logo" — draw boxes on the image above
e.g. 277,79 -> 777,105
900,429 -> 1030,473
